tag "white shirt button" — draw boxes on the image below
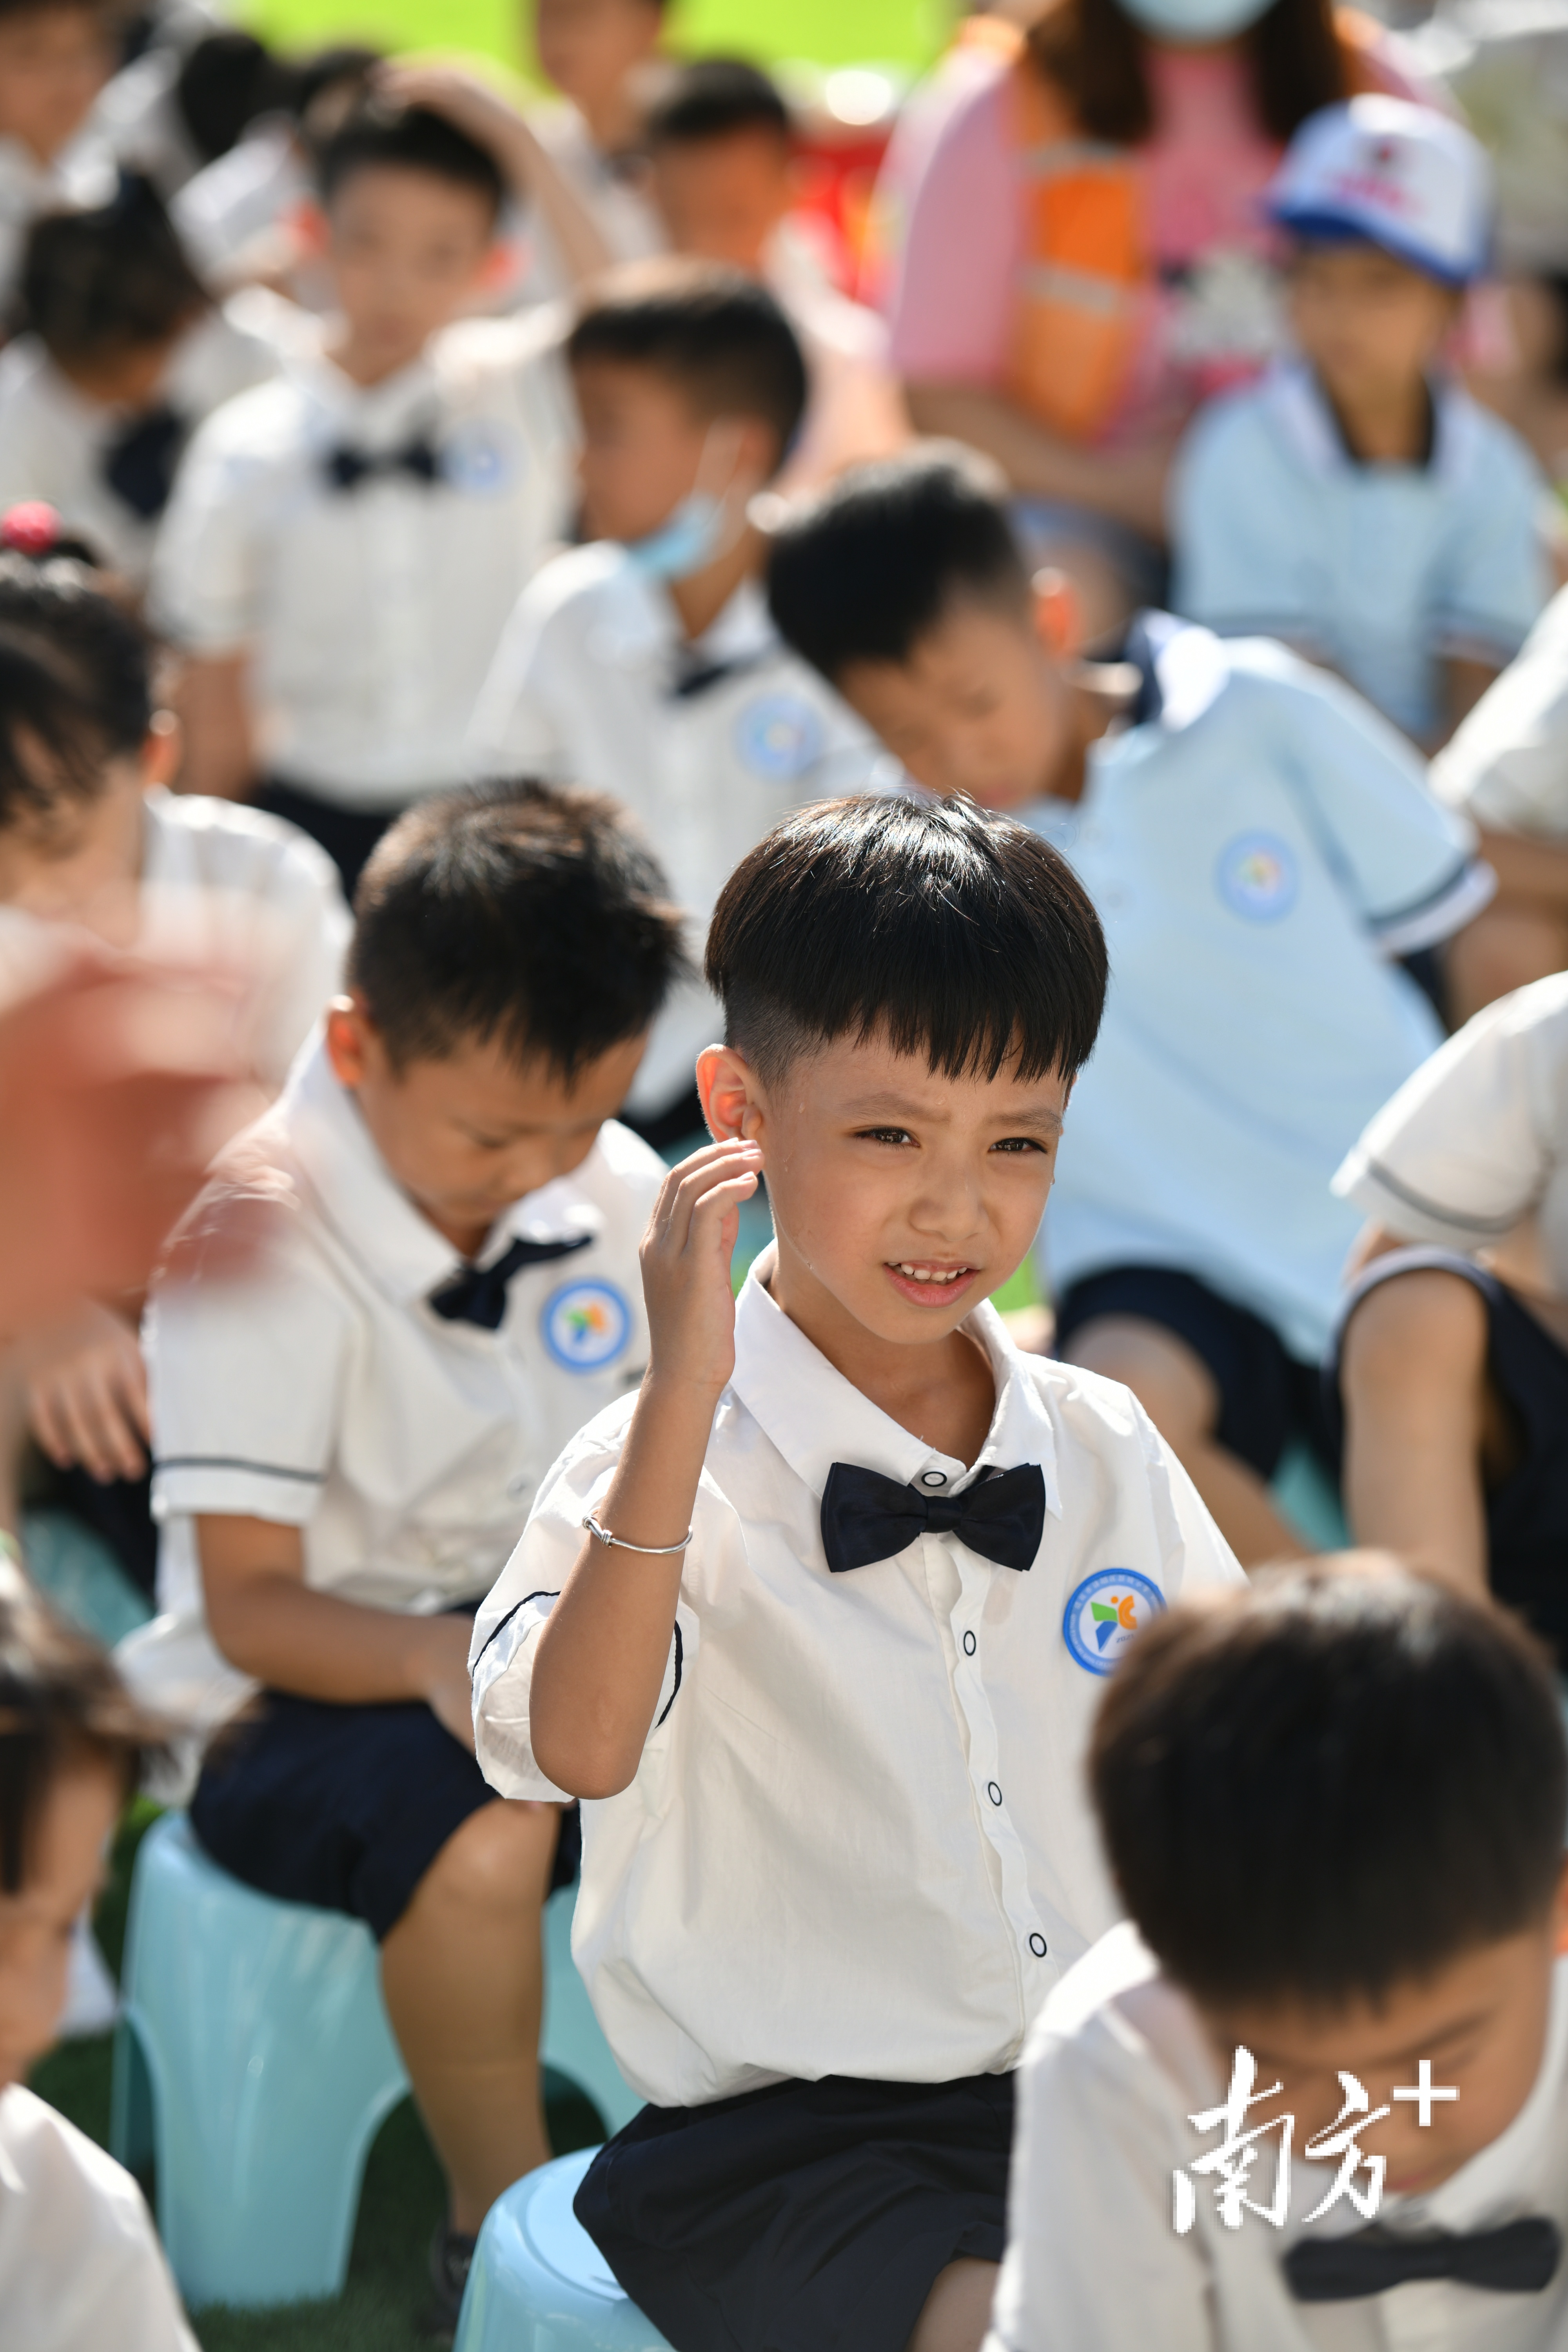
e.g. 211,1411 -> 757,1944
920,1470 -> 947,1488
987,1780 -> 1002,1806
962,1631 -> 976,1656
1028,1932 -> 1047,1958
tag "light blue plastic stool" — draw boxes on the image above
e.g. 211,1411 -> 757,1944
455,2147 -> 674,2352
111,1813 -> 641,2309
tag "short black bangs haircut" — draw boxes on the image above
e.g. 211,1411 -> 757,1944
0,552 -> 152,832
767,445 -> 1033,684
646,57 -> 792,150
566,260 -> 808,477
704,793 -> 1106,1087
348,780 -> 690,1079
1091,1569 -> 1568,2012
19,175 -> 208,365
318,97 -> 506,223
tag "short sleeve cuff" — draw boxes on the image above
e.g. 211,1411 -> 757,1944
1367,853 -> 1495,958
151,1458 -> 326,1524
1330,1149 -> 1521,1252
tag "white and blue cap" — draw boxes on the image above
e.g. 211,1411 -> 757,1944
1267,96 -> 1492,287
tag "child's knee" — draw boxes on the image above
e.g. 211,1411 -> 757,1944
426,1798 -> 561,1922
1341,1269 -> 1489,1405
1064,1314 -> 1218,1446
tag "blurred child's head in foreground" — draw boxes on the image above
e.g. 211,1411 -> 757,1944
330,782 -> 686,1252
0,1566 -> 163,2089
565,259 -> 806,557
699,791 -> 1105,1346
645,58 -> 793,278
768,448 -> 1084,811
19,175 -> 209,407
0,0 -> 116,168
1092,1563 -> 1568,2198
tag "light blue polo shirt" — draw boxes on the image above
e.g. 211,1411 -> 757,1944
1033,617 -> 1490,1361
1171,363 -> 1548,744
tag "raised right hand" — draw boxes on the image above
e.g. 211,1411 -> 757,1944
639,1139 -> 761,1399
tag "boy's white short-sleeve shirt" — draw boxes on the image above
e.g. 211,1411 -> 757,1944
1431,585 -> 1568,842
1334,971 -> 1568,1301
984,1927 -> 1568,2352
1033,617 -> 1490,1361
470,1261 -> 1244,2108
150,315 -> 575,807
0,2085 -> 198,2352
129,1032 -> 663,1740
468,546 -> 887,1114
1172,363 -> 1548,744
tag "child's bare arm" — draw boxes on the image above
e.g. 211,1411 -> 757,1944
528,1139 -> 761,1798
1433,653 -> 1502,752
198,1514 -> 476,1747
172,653 -> 254,800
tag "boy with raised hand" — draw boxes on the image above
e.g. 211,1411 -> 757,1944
152,80 -> 597,895
767,448 -> 1491,1568
519,0 -> 667,306
468,259 -> 882,1144
471,794 -> 1244,2352
988,1564 -> 1568,2352
123,781 -> 686,2332
1172,96 -> 1547,753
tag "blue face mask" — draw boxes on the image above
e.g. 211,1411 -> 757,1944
623,489 -> 728,583
1116,0 -> 1273,40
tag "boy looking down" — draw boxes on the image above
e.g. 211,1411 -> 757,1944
768,450 -> 1491,1566
124,782 -> 685,2330
988,1566 -> 1568,2352
472,794 -> 1243,2352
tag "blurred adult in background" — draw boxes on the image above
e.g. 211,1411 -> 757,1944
880,0 -> 1429,640
514,0 -> 667,305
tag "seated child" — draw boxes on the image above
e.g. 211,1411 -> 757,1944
987,1564 -> 1568,2352
517,0 -> 667,306
1331,971 -> 1568,1659
468,258 -> 883,1141
767,449 -> 1490,1566
1172,96 -> 1547,753
0,0 -> 118,312
643,59 -> 910,499
471,793 -> 1244,2352
0,506 -> 348,1595
124,780 -> 685,2329
0,1564 -> 196,2352
0,176 -> 298,588
1431,585 -> 1568,1021
152,87 -> 583,895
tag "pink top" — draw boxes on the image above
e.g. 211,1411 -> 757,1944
883,36 -> 1423,441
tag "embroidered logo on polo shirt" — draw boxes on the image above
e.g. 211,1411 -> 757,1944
541,1278 -> 630,1371
733,693 -> 825,782
1216,832 -> 1299,923
1063,1568 -> 1165,1675
440,419 -> 518,495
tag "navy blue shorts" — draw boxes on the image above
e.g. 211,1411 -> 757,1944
1331,1247 -> 1568,1661
575,2070 -> 1014,2352
1054,1264 -> 1331,1479
191,1679 -> 579,1942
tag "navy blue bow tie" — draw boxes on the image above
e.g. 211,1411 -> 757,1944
102,403 -> 187,519
820,1461 -> 1046,1575
324,434 -> 441,494
1284,2217 -> 1562,2303
428,1233 -> 590,1330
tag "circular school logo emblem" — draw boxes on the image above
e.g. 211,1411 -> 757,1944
440,419 -> 518,496
1063,1568 -> 1166,1676
733,693 -> 825,782
541,1279 -> 631,1371
1216,832 -> 1299,923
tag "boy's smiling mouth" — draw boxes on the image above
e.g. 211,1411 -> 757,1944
884,1259 -> 984,1307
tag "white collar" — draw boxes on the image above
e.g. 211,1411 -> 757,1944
1263,357 -> 1480,489
728,1250 -> 1062,1517
586,559 -> 777,673
278,1030 -> 605,1305
289,343 -> 440,443
0,131 -> 113,214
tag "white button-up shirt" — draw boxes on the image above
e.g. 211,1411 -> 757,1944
986,1924 -> 1568,2352
472,1259 -> 1243,2109
151,316 -> 575,806
468,550 -> 887,1115
126,1033 -> 663,1748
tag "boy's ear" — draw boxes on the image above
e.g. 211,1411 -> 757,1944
1032,568 -> 1082,662
292,199 -> 330,257
139,710 -> 181,790
697,1042 -> 764,1143
476,236 -> 518,292
324,995 -> 376,1091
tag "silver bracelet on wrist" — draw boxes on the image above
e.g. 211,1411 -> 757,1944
583,1512 -> 693,1555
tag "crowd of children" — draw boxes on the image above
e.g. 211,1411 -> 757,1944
4,0 -> 1568,2347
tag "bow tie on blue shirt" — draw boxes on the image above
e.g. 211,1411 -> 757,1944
819,1461 -> 1046,1576
428,1232 -> 591,1330
1283,2217 -> 1563,2303
102,404 -> 187,520
323,434 -> 442,494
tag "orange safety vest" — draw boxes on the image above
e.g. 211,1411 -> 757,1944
1003,10 -> 1390,441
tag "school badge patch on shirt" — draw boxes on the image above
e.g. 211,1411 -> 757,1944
441,418 -> 519,496
1216,831 -> 1299,922
733,693 -> 825,782
1063,1568 -> 1166,1675
541,1278 -> 631,1371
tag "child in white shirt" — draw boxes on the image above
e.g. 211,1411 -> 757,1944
469,258 -> 883,1138
0,1562 -> 196,2352
129,780 -> 686,2331
471,792 -> 1243,2352
517,0 -> 667,306
989,1565 -> 1568,2352
0,0 -> 118,310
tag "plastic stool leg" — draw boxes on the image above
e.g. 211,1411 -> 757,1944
540,1885 -> 643,2138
